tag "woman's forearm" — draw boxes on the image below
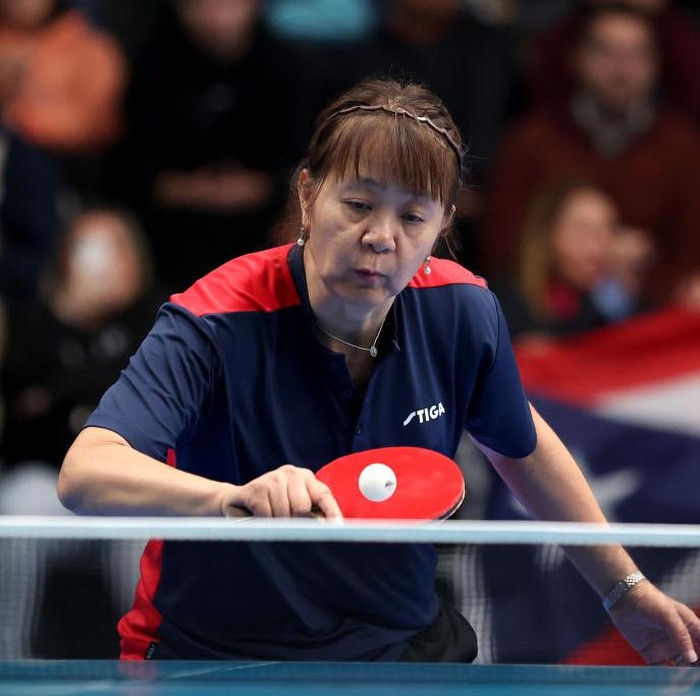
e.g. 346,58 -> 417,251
58,426 -> 236,516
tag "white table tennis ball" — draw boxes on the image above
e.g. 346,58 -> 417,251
358,462 -> 397,502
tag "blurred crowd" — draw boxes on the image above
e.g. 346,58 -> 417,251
2,0 -> 700,507
1,0 -> 700,655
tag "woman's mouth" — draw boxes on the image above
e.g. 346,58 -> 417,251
354,269 -> 385,284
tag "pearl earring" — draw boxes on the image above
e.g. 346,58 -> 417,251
423,256 -> 432,275
296,228 -> 307,247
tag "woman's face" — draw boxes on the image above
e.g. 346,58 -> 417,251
300,169 -> 449,313
549,188 -> 617,291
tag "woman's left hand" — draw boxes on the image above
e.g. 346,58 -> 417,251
608,580 -> 700,665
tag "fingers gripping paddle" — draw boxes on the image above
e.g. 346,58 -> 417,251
224,446 -> 465,520
317,446 -> 465,520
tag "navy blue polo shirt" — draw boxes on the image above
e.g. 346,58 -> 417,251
86,243 -> 536,661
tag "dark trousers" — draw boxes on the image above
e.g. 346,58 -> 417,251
400,599 -> 478,663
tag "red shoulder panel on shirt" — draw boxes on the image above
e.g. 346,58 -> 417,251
171,244 -> 301,317
408,257 -> 487,290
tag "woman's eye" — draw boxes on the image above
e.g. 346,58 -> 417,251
403,213 -> 424,224
345,200 -> 371,212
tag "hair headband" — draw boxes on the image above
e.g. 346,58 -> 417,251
329,104 -> 463,172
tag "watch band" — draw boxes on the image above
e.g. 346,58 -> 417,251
602,571 -> 646,612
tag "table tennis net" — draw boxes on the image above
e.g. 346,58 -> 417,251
0,517 -> 698,664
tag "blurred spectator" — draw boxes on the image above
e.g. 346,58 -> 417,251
527,0 -> 700,123
0,205 -> 163,477
109,0 -> 312,291
491,179 -> 651,345
479,3 -> 700,306
0,126 -> 59,304
0,0 -> 126,154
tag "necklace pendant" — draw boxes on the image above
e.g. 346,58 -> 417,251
369,346 -> 378,358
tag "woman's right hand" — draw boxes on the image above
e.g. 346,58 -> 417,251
222,465 -> 343,520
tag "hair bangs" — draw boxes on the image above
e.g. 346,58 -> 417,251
321,113 -> 459,207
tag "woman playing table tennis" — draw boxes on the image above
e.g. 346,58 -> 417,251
58,78 -> 700,666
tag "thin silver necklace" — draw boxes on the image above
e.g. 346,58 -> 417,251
318,312 -> 389,358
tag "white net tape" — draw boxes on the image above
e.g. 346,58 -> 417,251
0,516 -> 699,545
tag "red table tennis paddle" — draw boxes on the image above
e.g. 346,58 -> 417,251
315,446 -> 465,520
225,446 -> 465,521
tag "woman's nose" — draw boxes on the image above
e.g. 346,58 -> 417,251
362,213 -> 397,253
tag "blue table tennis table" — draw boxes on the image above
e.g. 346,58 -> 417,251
1,661 -> 699,695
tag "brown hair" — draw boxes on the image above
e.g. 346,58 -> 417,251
298,78 -> 464,214
517,177 -> 612,320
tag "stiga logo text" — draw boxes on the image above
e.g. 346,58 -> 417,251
402,402 -> 446,426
